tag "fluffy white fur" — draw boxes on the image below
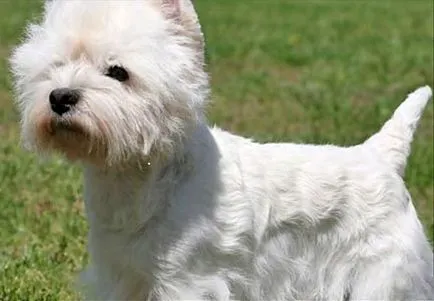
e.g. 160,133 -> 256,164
10,0 -> 434,300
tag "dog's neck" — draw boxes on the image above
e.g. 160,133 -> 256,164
81,123 -> 210,232
83,164 -> 159,231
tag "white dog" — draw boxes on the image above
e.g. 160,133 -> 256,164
10,0 -> 434,300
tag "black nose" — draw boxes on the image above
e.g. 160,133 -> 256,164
49,88 -> 80,115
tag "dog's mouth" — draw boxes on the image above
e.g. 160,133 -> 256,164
49,117 -> 85,135
32,108 -> 110,164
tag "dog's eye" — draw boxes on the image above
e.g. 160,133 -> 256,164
106,65 -> 129,82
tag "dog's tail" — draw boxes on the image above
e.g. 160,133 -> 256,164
364,86 -> 432,176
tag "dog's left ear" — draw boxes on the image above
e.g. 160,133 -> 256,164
160,0 -> 204,60
161,0 -> 198,21
161,0 -> 182,19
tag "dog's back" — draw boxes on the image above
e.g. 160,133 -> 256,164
205,88 -> 434,300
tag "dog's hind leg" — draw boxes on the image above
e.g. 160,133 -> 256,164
349,202 -> 433,300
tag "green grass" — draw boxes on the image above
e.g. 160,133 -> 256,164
0,0 -> 433,299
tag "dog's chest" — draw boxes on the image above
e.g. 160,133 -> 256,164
85,226 -> 157,298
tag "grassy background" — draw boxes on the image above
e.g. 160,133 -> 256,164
0,0 -> 432,299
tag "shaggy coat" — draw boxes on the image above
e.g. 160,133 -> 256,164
10,0 -> 434,300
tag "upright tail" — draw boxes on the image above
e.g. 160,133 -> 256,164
364,86 -> 432,176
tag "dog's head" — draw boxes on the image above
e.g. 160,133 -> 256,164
10,0 -> 208,167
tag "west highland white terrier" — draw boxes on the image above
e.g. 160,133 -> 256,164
10,0 -> 434,300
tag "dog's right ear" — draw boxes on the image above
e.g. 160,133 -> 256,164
43,0 -> 55,15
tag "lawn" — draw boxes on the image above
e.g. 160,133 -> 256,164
0,0 -> 433,299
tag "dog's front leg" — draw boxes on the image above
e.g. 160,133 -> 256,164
146,272 -> 234,301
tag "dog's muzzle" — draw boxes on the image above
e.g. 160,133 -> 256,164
49,88 -> 81,116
